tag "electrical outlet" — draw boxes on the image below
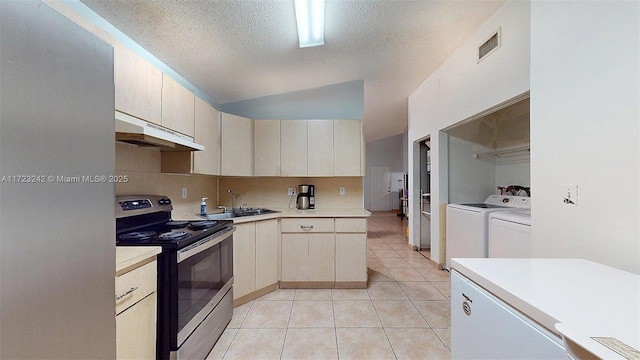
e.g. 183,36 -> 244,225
339,186 -> 345,195
563,184 -> 578,205
288,188 -> 295,196
182,187 -> 188,199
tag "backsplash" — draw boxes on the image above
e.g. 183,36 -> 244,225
218,177 -> 364,209
115,142 -> 365,217
115,142 -> 218,219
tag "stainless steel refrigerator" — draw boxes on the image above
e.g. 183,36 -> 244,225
1,1 -> 116,357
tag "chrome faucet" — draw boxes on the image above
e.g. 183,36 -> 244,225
228,190 -> 240,210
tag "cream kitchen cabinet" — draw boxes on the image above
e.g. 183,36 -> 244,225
114,44 -> 163,125
221,112 -> 254,176
279,119 -> 362,177
255,219 -> 279,289
280,120 -> 308,176
232,222 -> 256,301
233,219 -> 279,305
161,96 -> 220,175
115,247 -> 161,360
334,120 -> 363,176
280,218 -> 335,287
192,97 -> 220,175
254,120 -> 281,176
161,74 -> 195,137
335,218 -> 368,286
308,120 -> 334,176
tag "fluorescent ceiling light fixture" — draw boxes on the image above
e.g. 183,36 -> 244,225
294,0 -> 325,48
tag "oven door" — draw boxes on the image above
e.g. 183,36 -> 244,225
175,228 -> 234,347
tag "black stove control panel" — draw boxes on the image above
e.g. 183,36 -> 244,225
119,199 -> 152,211
115,195 -> 174,219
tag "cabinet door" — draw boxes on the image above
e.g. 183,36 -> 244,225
162,74 -> 195,136
193,97 -> 220,175
280,120 -> 308,176
335,233 -> 367,282
334,120 -> 362,176
308,120 -> 334,176
254,120 -> 281,176
221,113 -> 254,176
233,223 -> 256,300
255,219 -> 279,289
308,233 -> 335,282
116,292 -> 157,360
114,44 -> 162,125
281,234 -> 308,281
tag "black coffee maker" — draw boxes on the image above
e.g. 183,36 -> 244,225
296,184 -> 315,210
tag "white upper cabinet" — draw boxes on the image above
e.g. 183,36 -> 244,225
254,120 -> 281,176
114,44 -> 162,125
221,113 -> 254,176
334,120 -> 363,176
193,97 -> 220,175
308,120 -> 334,176
161,74 -> 195,137
280,120 -> 308,176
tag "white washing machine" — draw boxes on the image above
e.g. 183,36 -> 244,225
488,209 -> 532,258
446,195 -> 530,269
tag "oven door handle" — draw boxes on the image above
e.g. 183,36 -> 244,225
177,227 -> 235,263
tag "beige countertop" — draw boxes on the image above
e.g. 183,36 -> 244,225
174,208 -> 371,223
116,246 -> 162,276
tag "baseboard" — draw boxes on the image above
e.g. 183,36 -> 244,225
279,281 -> 335,289
335,281 -> 367,289
233,283 -> 278,307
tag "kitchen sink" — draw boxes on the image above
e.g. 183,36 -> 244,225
202,208 -> 279,220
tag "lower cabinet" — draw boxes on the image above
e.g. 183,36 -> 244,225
255,219 -> 279,289
281,217 -> 367,288
335,218 -> 368,285
115,257 -> 158,360
116,293 -> 157,359
281,233 -> 335,283
233,219 -> 279,305
233,216 -> 367,297
335,233 -> 367,283
233,222 -> 256,300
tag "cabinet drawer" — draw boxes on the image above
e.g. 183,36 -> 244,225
335,218 -> 367,233
281,218 -> 334,233
115,260 -> 157,315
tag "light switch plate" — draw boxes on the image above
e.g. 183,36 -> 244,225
182,187 -> 188,199
339,186 -> 345,195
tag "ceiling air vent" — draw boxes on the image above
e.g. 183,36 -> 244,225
478,27 -> 501,63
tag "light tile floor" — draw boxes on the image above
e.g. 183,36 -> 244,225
207,212 -> 451,360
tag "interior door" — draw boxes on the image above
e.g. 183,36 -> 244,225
369,166 -> 392,211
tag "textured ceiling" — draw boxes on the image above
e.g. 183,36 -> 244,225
81,0 -> 504,142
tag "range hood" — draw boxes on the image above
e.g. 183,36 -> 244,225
115,111 -> 204,151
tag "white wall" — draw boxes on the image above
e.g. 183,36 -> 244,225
364,133 -> 405,209
448,137 -> 495,203
407,1 -> 531,262
530,1 -> 639,274
495,162 -> 530,190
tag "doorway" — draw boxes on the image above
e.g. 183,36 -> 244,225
369,166 -> 391,211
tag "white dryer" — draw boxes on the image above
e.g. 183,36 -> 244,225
446,195 -> 530,269
488,209 -> 532,258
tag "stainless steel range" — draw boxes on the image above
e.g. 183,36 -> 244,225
116,195 -> 234,360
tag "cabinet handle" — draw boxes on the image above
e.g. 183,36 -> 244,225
300,225 -> 314,230
115,287 -> 138,301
